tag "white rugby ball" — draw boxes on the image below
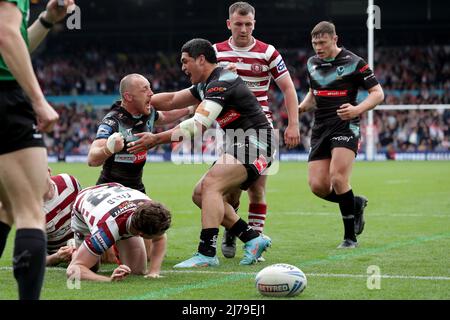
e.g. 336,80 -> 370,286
255,263 -> 307,297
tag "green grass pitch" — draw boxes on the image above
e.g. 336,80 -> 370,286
0,161 -> 449,300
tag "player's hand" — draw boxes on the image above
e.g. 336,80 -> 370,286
225,62 -> 238,74
32,98 -> 59,132
110,264 -> 131,282
56,246 -> 76,263
127,132 -> 158,154
337,103 -> 361,120
284,123 -> 300,149
144,273 -> 163,279
106,132 -> 124,154
43,0 -> 75,24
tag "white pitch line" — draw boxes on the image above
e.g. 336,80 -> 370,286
176,210 -> 450,218
160,270 -> 450,281
278,211 -> 450,218
2,267 -> 447,281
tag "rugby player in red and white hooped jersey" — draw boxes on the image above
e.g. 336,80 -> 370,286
67,183 -> 171,282
43,169 -> 81,266
213,2 -> 300,258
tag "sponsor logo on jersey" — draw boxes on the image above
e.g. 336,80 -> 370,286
216,110 -> 241,128
359,64 -> 369,73
90,228 -> 112,253
313,90 -> 348,97
114,151 -> 147,163
276,60 -> 287,73
244,81 -> 261,88
207,86 -> 226,94
103,119 -> 116,127
108,201 -> 137,218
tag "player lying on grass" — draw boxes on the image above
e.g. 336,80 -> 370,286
43,169 -> 81,266
66,183 -> 171,281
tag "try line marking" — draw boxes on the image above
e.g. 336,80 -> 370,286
1,267 -> 448,281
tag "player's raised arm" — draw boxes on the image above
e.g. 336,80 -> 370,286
151,88 -> 200,111
127,99 -> 222,154
27,0 -> 75,53
155,105 -> 196,125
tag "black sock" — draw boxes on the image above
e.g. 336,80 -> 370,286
0,221 -> 11,258
324,189 -> 340,203
198,228 -> 219,257
337,190 -> 357,241
229,218 -> 259,243
13,229 -> 47,300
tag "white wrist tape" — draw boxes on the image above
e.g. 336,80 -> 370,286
179,117 -> 199,137
106,132 -> 123,154
194,100 -> 223,128
187,105 -> 196,115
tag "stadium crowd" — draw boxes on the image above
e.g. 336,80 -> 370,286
37,46 -> 450,155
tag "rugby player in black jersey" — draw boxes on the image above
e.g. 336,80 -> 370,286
86,73 -> 192,275
298,21 -> 384,248
127,38 -> 273,267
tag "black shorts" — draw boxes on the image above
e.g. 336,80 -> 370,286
0,81 -> 45,155
308,118 -> 360,162
222,128 -> 276,190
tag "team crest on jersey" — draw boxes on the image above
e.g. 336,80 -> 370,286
336,66 -> 345,77
251,63 -> 264,74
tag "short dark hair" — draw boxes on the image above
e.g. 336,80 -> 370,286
131,201 -> 171,236
181,38 -> 217,64
311,21 -> 336,39
229,2 -> 255,17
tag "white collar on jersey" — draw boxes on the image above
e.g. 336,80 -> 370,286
228,36 -> 256,52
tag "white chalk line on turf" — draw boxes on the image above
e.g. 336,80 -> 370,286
272,212 -> 450,218
1,266 -> 448,281
162,270 -> 450,281
176,210 -> 449,217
